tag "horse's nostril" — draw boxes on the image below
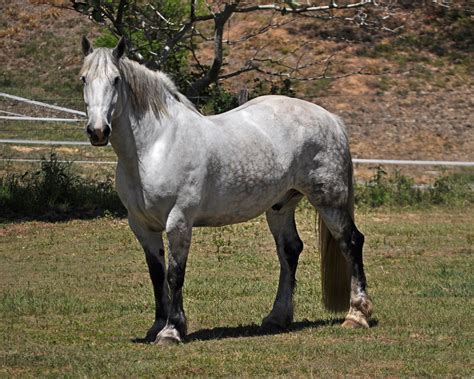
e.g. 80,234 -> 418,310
103,125 -> 111,138
86,124 -> 93,136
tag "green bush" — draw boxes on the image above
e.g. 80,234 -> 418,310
0,153 -> 124,220
199,85 -> 240,115
430,172 -> 474,205
355,167 -> 473,208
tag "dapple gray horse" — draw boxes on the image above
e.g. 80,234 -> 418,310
80,37 -> 372,344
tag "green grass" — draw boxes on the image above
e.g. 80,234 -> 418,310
1,207 -> 473,376
0,121 -> 85,141
0,27 -> 85,104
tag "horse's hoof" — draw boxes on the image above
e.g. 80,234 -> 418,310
144,319 -> 167,343
341,318 -> 369,329
156,335 -> 181,345
261,316 -> 290,333
155,325 -> 183,345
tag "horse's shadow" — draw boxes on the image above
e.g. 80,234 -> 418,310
133,318 -> 378,344
186,319 -> 342,342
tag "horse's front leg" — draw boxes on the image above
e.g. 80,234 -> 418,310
128,217 -> 169,342
155,214 -> 192,345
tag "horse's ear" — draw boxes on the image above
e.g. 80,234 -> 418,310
113,36 -> 127,60
81,36 -> 93,56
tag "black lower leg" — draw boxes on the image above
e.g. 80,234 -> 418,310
343,225 -> 373,326
263,202 -> 304,330
166,258 -> 187,338
263,236 -> 303,329
347,226 -> 367,293
144,247 -> 169,341
281,236 -> 304,290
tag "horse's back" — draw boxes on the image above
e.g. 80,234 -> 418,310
209,95 -> 347,143
207,95 -> 350,165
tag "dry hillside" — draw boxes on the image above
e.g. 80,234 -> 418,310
1,0 -> 472,178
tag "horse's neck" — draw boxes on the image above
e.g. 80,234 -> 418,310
110,115 -> 137,168
110,102 -> 169,177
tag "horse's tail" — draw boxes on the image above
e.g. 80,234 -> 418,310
318,161 -> 353,313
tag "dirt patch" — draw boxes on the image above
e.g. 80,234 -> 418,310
0,221 -> 55,237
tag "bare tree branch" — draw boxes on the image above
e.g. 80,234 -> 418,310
148,3 -> 175,25
187,2 -> 240,98
235,0 -> 374,14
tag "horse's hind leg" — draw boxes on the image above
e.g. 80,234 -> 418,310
317,206 -> 373,328
262,193 -> 304,331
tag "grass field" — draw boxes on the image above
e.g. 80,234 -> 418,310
1,206 -> 473,377
0,121 -> 85,141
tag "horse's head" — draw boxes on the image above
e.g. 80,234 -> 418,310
80,36 -> 126,146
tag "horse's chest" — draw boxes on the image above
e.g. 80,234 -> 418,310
116,167 -> 172,230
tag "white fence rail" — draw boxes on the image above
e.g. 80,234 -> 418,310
4,157 -> 473,167
1,139 -> 473,167
353,159 -> 474,167
0,139 -> 90,146
0,116 -> 84,122
0,92 -> 86,118
3,158 -> 116,165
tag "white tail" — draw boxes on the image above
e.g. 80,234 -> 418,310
318,165 -> 354,313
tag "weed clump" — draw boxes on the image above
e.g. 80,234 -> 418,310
0,153 -> 125,220
355,167 -> 473,208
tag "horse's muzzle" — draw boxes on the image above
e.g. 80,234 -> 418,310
87,123 -> 111,146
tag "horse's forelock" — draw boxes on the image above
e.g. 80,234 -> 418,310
80,48 -> 118,80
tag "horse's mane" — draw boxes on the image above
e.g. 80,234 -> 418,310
80,48 -> 197,117
118,58 -> 197,116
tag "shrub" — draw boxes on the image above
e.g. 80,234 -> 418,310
0,153 -> 125,220
430,172 -> 474,205
355,167 -> 473,208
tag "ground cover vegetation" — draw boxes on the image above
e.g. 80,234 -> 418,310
0,153 -> 122,220
1,202 -> 472,376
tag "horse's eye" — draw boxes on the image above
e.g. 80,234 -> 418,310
80,76 -> 86,84
113,76 -> 120,86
